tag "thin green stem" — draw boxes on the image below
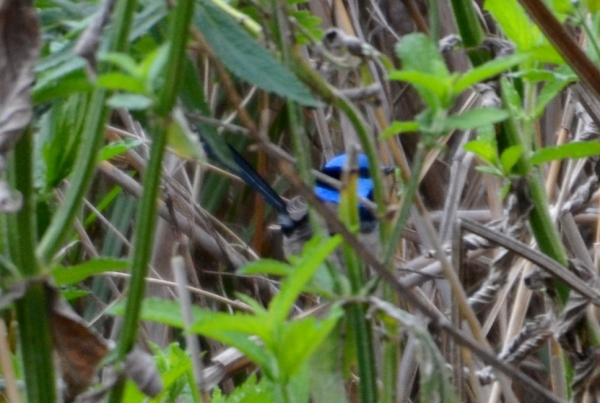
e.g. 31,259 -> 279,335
449,0 -> 487,66
499,79 -> 569,300
9,128 -> 56,402
339,152 -> 378,403
37,0 -> 137,263
108,0 -> 195,400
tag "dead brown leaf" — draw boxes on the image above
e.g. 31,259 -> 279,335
46,285 -> 110,403
0,0 -> 39,212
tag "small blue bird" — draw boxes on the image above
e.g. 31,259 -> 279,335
203,140 -> 378,257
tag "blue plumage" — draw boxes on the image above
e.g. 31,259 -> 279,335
315,153 -> 375,223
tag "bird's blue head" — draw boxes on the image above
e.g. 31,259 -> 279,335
314,153 -> 376,224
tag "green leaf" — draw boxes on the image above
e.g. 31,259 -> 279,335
106,93 -> 154,110
530,141 -> 600,165
33,70 -> 93,104
500,77 -> 523,114
33,56 -> 87,94
552,0 -> 574,15
454,53 -> 529,94
190,326 -> 278,379
112,299 -> 276,375
444,108 -> 509,130
475,165 -> 504,177
268,235 -> 342,325
189,311 -> 271,343
380,120 -> 419,138
96,73 -> 146,93
41,93 -> 89,189
395,33 -> 449,78
500,145 -> 524,173
277,308 -> 342,378
138,43 -> 170,93
463,140 -> 498,165
52,258 -> 129,285
195,0 -> 319,106
111,298 -> 189,328
388,71 -> 448,106
527,45 -> 564,64
98,139 -> 143,162
239,259 -> 293,276
534,68 -> 577,118
100,52 -> 139,77
291,9 -> 323,45
485,0 -> 540,50
60,290 -> 90,301
180,56 -> 211,113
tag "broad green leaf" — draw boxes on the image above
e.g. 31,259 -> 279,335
269,235 -> 342,325
530,141 -> 600,165
277,308 -> 342,378
96,73 -> 145,94
500,145 -> 524,173
380,120 -> 419,138
485,0 -> 540,50
111,298 -> 192,328
239,259 -> 293,276
107,93 -> 154,110
291,9 -> 323,45
388,71 -> 448,104
190,311 -> 272,344
98,139 -> 143,162
195,0 -> 319,106
444,108 -> 509,130
112,299 -> 275,373
454,54 -> 529,94
527,45 -> 564,64
395,33 -> 449,78
52,258 -> 129,285
552,0 -> 574,15
463,140 -> 498,165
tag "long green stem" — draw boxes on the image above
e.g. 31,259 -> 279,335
9,128 -> 56,403
108,0 -> 195,400
339,153 -> 378,403
499,79 -> 569,298
449,0 -> 488,66
36,0 -> 137,263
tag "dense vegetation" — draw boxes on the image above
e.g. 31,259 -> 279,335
3,0 -> 600,402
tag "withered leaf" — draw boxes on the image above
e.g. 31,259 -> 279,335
46,285 -> 110,403
0,0 -> 39,212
